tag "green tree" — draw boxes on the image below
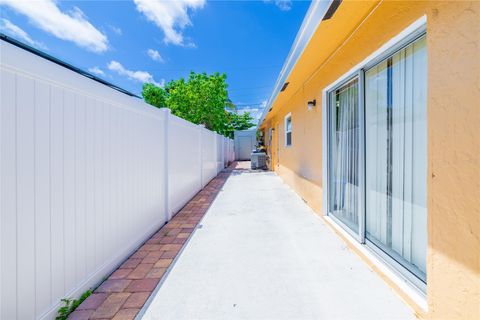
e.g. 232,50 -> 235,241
224,111 -> 255,138
142,71 -> 255,138
142,83 -> 167,108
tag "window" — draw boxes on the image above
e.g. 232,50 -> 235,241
326,33 -> 427,286
285,113 -> 292,146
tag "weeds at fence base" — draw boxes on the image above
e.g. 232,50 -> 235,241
55,289 -> 92,320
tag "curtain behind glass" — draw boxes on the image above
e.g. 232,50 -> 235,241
365,36 -> 427,279
329,78 -> 359,232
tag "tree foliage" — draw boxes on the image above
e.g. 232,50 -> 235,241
226,111 -> 256,134
142,72 -> 255,138
142,82 -> 167,108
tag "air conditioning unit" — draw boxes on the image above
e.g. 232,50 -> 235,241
251,152 -> 267,170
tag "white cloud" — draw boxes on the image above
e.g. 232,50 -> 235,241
0,18 -> 46,49
0,0 -> 108,53
108,24 -> 122,36
263,0 -> 292,11
88,66 -> 105,76
134,0 -> 205,46
107,60 -> 164,87
147,49 -> 164,62
236,100 -> 267,124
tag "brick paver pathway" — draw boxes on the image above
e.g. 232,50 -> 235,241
68,166 -> 233,320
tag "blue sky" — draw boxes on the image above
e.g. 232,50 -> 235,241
0,0 -> 310,121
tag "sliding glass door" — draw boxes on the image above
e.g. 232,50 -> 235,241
328,78 -> 359,234
365,36 -> 427,280
327,34 -> 427,284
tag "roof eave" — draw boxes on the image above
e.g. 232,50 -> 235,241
258,0 -> 334,126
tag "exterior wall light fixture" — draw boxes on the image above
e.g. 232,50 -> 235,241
307,99 -> 316,111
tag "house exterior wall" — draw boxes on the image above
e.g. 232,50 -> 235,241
260,1 -> 479,319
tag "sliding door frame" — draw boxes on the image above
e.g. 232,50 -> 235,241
326,73 -> 363,243
323,17 -> 427,292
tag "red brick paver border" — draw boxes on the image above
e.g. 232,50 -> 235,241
69,166 -> 233,320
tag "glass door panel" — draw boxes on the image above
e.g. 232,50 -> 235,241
365,36 -> 427,280
328,78 -> 359,233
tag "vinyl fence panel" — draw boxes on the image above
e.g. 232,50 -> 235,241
0,40 -> 229,320
216,134 -> 224,173
168,113 -> 202,219
201,128 -> 217,187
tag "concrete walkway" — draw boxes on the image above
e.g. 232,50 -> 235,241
140,167 -> 415,320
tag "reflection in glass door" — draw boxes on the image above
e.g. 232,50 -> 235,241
365,36 -> 427,280
328,78 -> 359,233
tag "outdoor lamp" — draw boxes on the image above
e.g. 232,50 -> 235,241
307,99 -> 316,111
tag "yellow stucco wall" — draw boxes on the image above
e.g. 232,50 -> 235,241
261,1 -> 479,319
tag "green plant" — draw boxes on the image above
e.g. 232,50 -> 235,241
225,111 -> 255,139
141,72 -> 255,138
55,289 -> 92,320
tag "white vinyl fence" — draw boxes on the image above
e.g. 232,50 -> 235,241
0,40 -> 233,320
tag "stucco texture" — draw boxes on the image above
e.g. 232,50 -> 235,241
260,1 -> 480,319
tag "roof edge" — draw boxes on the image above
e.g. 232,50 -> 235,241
0,33 -> 141,98
258,0 -> 334,126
